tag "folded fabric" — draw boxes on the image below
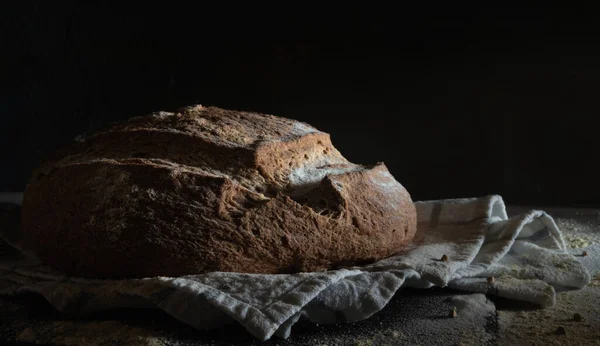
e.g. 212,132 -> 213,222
0,195 -> 590,341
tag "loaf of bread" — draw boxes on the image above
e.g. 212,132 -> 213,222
22,105 -> 417,278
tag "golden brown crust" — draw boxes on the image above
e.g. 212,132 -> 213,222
22,105 -> 417,278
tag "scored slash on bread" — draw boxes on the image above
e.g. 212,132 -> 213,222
22,105 -> 417,278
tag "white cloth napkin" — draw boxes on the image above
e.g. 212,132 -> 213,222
0,195 -> 591,341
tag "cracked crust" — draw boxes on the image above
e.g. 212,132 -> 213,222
21,105 -> 417,278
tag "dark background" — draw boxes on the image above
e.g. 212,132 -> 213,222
2,3 -> 599,206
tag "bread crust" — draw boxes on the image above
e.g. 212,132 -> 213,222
22,105 -> 417,278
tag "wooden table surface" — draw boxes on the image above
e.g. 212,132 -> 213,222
0,203 -> 598,345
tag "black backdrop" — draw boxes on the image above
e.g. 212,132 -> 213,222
2,3 -> 599,206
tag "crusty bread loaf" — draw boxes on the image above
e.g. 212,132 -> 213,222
22,105 -> 417,278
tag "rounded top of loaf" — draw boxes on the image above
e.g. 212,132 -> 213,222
39,104 -> 353,196
109,105 -> 322,148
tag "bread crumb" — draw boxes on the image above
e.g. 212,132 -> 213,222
449,306 -> 458,318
